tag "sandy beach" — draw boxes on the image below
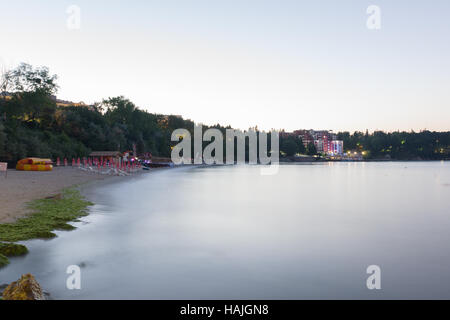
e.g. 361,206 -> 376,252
0,167 -> 119,224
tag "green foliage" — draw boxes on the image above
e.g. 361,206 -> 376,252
0,253 -> 9,268
0,63 -> 190,162
280,135 -> 304,156
0,243 -> 28,256
337,130 -> 450,160
306,142 -> 317,156
3,63 -> 58,95
1,63 -> 450,163
0,189 -> 93,243
0,90 -> 197,162
0,122 -> 6,159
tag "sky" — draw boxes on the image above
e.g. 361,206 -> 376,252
0,0 -> 449,132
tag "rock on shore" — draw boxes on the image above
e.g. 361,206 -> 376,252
1,274 -> 46,300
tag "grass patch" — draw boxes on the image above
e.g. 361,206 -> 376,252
0,188 -> 93,243
0,188 -> 92,269
0,253 -> 9,268
0,243 -> 29,269
0,243 -> 28,256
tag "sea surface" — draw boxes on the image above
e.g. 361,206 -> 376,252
1,162 -> 450,299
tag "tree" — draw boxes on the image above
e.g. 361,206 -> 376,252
297,137 -> 306,154
2,62 -> 450,163
306,142 -> 317,156
0,64 -> 58,127
5,63 -> 58,95
0,122 -> 6,159
279,135 -> 305,157
282,138 -> 298,156
1,67 -> 13,96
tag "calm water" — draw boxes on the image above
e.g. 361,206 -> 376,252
1,162 -> 450,299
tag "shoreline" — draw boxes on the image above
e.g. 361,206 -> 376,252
1,160 -> 445,230
1,160 -> 445,224
1,163 -> 448,299
0,166 -> 161,270
280,157 -> 450,163
78,166 -> 171,201
0,167 -> 150,224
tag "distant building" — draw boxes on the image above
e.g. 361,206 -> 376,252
0,92 -> 13,100
314,139 -> 324,152
51,95 -> 86,107
293,130 -> 313,148
293,129 -> 344,155
330,140 -> 344,155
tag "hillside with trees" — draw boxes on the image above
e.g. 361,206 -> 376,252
0,63 -> 198,164
0,63 -> 449,164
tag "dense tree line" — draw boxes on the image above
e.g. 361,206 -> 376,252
0,63 -> 449,164
337,130 -> 450,160
278,134 -> 318,157
279,130 -> 450,160
0,63 -> 197,164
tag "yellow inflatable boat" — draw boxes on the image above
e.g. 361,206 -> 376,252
16,158 -> 53,171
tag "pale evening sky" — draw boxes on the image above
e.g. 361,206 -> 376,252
1,0 -> 449,132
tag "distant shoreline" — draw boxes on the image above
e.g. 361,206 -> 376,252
280,157 -> 449,163
1,160 -> 446,224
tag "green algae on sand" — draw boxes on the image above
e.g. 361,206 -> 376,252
0,243 -> 28,257
0,188 -> 93,268
0,253 -> 9,268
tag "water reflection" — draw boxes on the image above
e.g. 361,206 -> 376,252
1,162 -> 450,299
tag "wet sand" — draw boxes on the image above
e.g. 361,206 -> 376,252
0,167 -> 121,224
